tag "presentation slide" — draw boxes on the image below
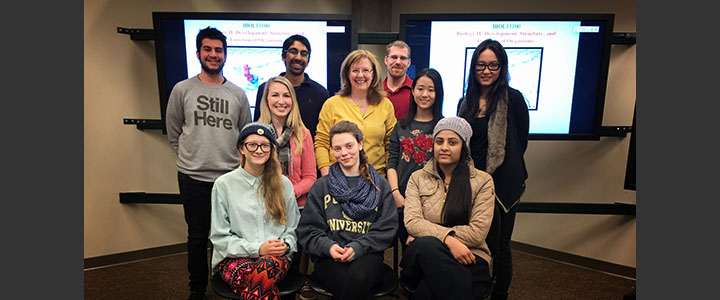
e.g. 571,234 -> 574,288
429,20 -> 596,134
183,20 -> 330,108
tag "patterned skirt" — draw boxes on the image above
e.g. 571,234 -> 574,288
217,255 -> 290,300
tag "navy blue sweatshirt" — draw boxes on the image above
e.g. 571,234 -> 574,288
298,173 -> 398,261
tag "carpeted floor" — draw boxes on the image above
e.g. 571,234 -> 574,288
84,246 -> 635,300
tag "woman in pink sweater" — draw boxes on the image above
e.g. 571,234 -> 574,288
257,76 -> 317,209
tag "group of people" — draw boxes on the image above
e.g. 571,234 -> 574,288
166,27 -> 529,300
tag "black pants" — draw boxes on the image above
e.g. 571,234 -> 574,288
400,236 -> 491,300
396,211 -> 409,253
291,207 -> 305,274
491,205 -> 517,300
280,208 -> 305,300
178,172 -> 214,292
313,253 -> 384,300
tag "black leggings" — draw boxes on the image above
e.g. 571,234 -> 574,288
490,205 -> 517,300
313,253 -> 384,300
400,236 -> 491,300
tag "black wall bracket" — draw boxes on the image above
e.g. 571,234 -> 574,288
117,27 -> 154,41
611,32 -> 636,45
124,118 -> 163,130
599,126 -> 632,137
517,202 -> 635,216
120,192 -> 180,204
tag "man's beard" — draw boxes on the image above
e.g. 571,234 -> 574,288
201,60 -> 224,75
388,65 -> 407,79
286,59 -> 306,76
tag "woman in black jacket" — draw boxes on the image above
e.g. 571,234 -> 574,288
458,39 -> 530,300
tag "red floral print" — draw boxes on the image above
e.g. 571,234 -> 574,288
399,130 -> 433,167
414,134 -> 433,151
412,151 -> 427,164
401,138 -> 414,154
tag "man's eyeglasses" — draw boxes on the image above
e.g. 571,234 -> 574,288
475,63 -> 501,72
387,55 -> 409,62
243,142 -> 272,153
285,48 -> 310,58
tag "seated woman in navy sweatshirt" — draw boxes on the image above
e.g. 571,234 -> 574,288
298,120 -> 397,300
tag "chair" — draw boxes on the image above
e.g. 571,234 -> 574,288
212,267 -> 306,299
306,263 -> 399,299
400,205 -> 502,300
392,237 -> 401,273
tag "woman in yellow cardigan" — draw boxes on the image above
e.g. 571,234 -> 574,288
315,49 -> 397,177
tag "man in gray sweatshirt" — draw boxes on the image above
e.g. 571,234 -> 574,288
165,27 -> 252,300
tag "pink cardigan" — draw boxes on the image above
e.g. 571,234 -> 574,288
288,128 -> 317,208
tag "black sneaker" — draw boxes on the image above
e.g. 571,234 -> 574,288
187,290 -> 207,300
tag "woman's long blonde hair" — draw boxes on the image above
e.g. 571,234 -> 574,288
258,76 -> 307,155
337,49 -> 386,105
240,143 -> 287,225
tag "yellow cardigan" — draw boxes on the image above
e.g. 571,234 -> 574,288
314,95 -> 397,176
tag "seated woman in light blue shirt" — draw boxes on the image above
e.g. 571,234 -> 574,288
210,122 -> 300,300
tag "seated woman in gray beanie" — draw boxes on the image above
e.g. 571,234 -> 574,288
298,120 -> 397,300
400,116 -> 496,300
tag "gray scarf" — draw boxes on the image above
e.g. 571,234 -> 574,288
328,163 -> 382,220
275,126 -> 293,175
458,89 -> 508,174
486,89 -> 508,174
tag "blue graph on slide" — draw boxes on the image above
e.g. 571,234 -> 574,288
224,46 -> 286,107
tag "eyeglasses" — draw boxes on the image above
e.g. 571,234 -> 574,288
350,69 -> 373,76
387,55 -> 409,62
243,142 -> 272,153
475,63 -> 501,72
285,48 -> 310,58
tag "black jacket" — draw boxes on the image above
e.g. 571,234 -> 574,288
459,87 -> 529,212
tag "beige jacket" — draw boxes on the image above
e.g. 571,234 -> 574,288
404,158 -> 495,265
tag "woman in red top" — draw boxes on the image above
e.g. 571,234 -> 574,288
257,76 -> 317,209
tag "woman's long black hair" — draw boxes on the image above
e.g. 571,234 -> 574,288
458,39 -> 509,122
398,68 -> 444,129
439,142 -> 473,227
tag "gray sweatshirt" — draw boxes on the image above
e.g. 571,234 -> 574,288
166,76 -> 252,182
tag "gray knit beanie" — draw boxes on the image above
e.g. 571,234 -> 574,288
432,117 -> 473,147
